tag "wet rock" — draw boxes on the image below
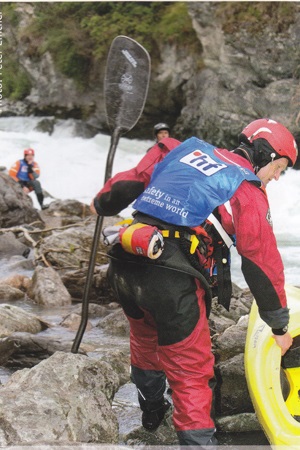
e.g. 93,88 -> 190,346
38,222 -> 102,269
215,353 -> 253,415
70,119 -> 100,139
0,285 -> 25,301
45,199 -> 92,219
0,338 -> 16,366
61,312 -> 93,332
216,412 -> 260,432
61,215 -> 83,226
97,349 -> 130,387
0,274 -> 31,291
0,173 -> 41,227
0,351 -> 120,445
72,303 -> 109,318
0,232 -> 30,258
61,264 -> 115,303
27,266 -> 72,306
4,332 -> 73,368
209,299 -> 236,335
107,302 -> 121,310
97,309 -> 130,337
34,117 -> 55,135
209,313 -> 236,335
0,98 -> 30,117
0,304 -> 46,336
209,290 -> 251,341
213,316 -> 249,361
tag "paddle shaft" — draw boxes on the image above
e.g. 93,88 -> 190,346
71,35 -> 150,353
71,129 -> 121,353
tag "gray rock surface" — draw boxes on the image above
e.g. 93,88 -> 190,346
0,174 -> 41,227
0,352 -> 120,445
27,266 -> 72,306
0,304 -> 46,336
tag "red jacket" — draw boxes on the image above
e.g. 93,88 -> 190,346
94,137 -> 181,216
94,139 -> 288,329
217,150 -> 288,329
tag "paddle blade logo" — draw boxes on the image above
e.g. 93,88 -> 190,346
180,150 -> 226,176
119,73 -> 133,94
121,49 -> 137,67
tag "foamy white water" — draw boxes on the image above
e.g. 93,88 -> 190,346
0,116 -> 299,288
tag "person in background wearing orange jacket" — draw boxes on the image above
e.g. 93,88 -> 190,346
9,148 -> 48,210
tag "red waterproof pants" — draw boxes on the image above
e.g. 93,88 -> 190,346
129,279 -> 215,431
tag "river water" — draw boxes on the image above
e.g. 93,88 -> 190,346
0,116 -> 299,288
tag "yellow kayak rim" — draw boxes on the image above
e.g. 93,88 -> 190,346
245,284 -> 300,448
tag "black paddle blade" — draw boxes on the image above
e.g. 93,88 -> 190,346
104,35 -> 151,134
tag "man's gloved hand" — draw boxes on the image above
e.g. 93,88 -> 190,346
27,164 -> 33,174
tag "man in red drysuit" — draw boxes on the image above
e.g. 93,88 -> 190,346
90,119 -> 297,447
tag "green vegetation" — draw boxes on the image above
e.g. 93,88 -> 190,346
17,2 -> 197,89
154,2 -> 198,48
216,2 -> 296,34
2,4 -> 32,100
2,53 -> 32,100
2,2 -> 19,27
4,1 -> 296,100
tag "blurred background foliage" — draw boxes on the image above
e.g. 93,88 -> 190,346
2,1 -> 296,99
3,1 -> 197,96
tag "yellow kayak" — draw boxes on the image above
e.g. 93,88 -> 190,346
245,284 -> 300,448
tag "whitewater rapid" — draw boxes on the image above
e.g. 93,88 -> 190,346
0,116 -> 299,288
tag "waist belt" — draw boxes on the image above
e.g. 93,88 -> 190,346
161,229 -> 200,254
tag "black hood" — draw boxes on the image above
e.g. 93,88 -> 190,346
233,137 -> 279,172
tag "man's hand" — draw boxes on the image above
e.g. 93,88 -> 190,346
27,164 -> 33,174
22,186 -> 30,194
272,332 -> 293,356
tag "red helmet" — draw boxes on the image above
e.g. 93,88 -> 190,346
24,148 -> 35,157
240,118 -> 298,167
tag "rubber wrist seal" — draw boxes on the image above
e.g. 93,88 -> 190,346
272,326 -> 288,335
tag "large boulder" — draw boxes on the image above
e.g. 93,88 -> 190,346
0,232 -> 30,257
38,221 -> 101,269
97,308 -> 130,337
215,353 -> 254,415
0,351 -> 120,445
0,304 -> 46,336
61,265 -> 116,303
27,266 -> 72,306
0,285 -> 24,301
0,173 -> 41,227
45,199 -> 92,219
